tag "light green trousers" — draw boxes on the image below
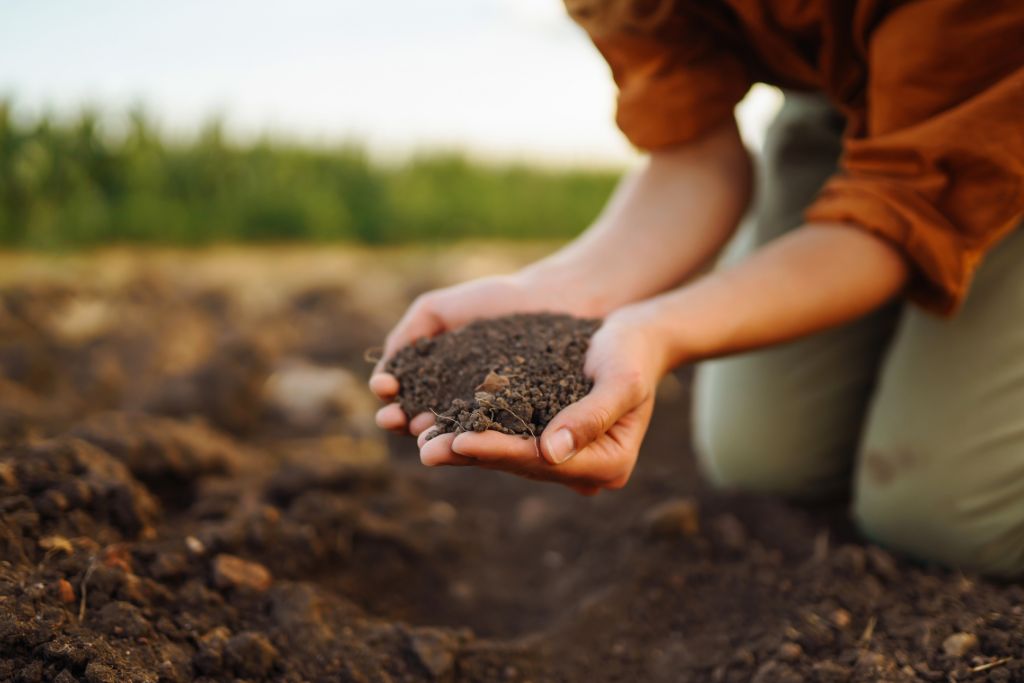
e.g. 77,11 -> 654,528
693,92 -> 1024,577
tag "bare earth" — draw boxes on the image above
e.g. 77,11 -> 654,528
1,246 -> 1022,683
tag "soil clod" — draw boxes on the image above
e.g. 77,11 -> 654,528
211,554 -> 273,592
642,497 -> 701,539
943,632 -> 980,658
386,313 -> 600,438
224,631 -> 280,678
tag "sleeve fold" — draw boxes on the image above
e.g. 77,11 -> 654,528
806,0 -> 1024,314
574,6 -> 752,150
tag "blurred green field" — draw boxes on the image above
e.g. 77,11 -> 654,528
0,101 -> 621,249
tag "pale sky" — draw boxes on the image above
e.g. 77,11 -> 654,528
0,0 -> 781,165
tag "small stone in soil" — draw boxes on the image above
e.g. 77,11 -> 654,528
831,608 -> 852,629
55,578 -> 75,603
100,544 -> 132,573
211,553 -> 272,592
942,632 -> 979,657
0,461 -> 15,486
778,642 -> 803,662
643,497 -> 700,538
39,535 -> 74,556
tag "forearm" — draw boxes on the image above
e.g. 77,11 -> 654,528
521,122 -> 752,316
633,223 -> 910,371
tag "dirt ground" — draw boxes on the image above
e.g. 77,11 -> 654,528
1,246 -> 1022,683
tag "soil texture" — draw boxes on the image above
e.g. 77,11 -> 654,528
386,313 -> 600,438
1,250 -> 1023,683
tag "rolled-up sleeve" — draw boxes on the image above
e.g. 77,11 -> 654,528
806,1 -> 1024,315
571,6 -> 752,150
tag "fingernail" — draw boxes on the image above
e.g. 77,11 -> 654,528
417,427 -> 437,448
547,428 -> 576,464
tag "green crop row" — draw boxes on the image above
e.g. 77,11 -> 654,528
0,101 -> 621,249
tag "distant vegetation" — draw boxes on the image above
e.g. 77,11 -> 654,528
0,101 -> 621,249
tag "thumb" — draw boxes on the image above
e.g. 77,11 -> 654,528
540,372 -> 645,465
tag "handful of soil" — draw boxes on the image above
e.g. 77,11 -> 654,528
385,313 -> 600,439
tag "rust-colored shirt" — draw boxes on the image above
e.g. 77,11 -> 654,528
574,0 -> 1024,314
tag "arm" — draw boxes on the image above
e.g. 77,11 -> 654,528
429,223 -> 909,493
523,120 -> 752,315
640,222 -> 909,367
371,122 -> 751,432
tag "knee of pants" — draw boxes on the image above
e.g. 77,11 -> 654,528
693,394 -> 849,501
853,451 -> 1024,578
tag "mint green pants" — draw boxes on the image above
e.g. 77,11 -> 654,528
693,92 -> 1024,577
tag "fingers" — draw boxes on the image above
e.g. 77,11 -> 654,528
539,371 -> 647,465
375,403 -> 407,432
416,428 -> 432,449
368,373 -> 399,400
450,429 -> 622,488
450,430 -> 539,460
423,430 -> 541,472
369,373 -> 406,434
369,296 -> 442,435
423,419 -> 644,493
419,432 -> 476,467
376,406 -> 434,437
409,412 -> 436,436
420,432 -> 454,465
370,369 -> 432,436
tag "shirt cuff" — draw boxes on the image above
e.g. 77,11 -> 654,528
593,34 -> 750,151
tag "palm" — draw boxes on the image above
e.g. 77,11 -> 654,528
416,321 -> 658,493
372,288 -> 665,494
371,274 -> 595,433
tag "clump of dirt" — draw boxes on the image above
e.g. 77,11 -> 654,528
0,432 -> 475,683
386,313 -> 600,438
144,339 -> 273,436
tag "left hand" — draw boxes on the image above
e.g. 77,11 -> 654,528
416,305 -> 668,495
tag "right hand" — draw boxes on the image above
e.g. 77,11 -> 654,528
369,271 -> 596,435
414,302 -> 669,495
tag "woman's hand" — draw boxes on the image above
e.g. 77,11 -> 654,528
369,270 -> 605,435
370,124 -> 752,438
404,222 -> 908,495
415,305 -> 669,495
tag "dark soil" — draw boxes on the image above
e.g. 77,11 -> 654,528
386,314 -> 600,438
1,260 -> 1023,683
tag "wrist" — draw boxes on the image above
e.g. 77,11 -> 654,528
604,300 -> 677,379
516,256 -> 616,318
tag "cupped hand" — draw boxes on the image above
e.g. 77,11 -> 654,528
415,305 -> 668,495
369,271 -> 599,435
